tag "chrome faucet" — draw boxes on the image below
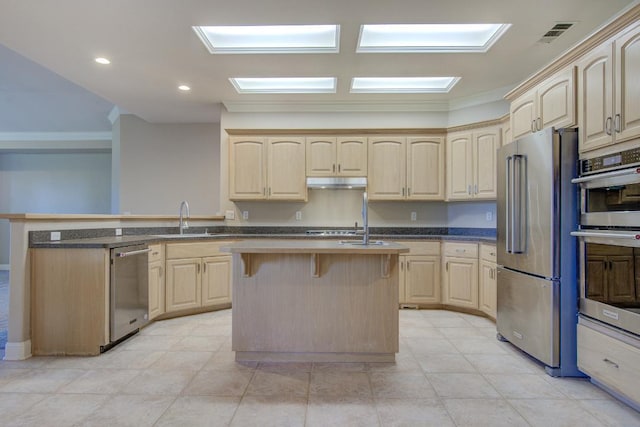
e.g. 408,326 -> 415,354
179,200 -> 190,234
362,191 -> 369,245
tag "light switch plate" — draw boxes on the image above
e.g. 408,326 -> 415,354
50,231 -> 61,241
225,210 -> 235,220
295,211 -> 302,221
486,211 -> 493,221
115,228 -> 122,236
410,212 -> 417,221
242,211 -> 249,220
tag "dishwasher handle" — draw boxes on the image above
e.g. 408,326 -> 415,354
117,248 -> 151,257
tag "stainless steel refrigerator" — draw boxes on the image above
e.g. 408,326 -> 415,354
496,127 -> 582,377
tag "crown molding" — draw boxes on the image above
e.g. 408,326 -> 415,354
448,85 -> 514,111
223,100 -> 451,113
108,106 -> 130,124
0,132 -> 112,152
0,131 -> 112,141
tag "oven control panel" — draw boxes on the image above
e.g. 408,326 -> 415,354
580,147 -> 640,175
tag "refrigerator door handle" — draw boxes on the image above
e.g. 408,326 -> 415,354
512,154 -> 527,254
506,155 -> 513,253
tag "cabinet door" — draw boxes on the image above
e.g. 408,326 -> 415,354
202,255 -> 232,306
615,23 -> 640,143
479,260 -> 497,318
368,137 -> 406,200
166,258 -> 201,311
577,42 -> 614,153
337,137 -> 368,176
229,137 -> 267,200
267,137 -> 307,200
148,260 -> 165,320
585,256 -> 607,301
405,255 -> 441,304
538,66 -> 576,130
502,125 -> 512,146
444,257 -> 479,309
510,90 -> 536,140
474,128 -> 500,200
446,133 -> 473,200
608,255 -> 636,303
306,137 -> 336,176
406,137 -> 444,200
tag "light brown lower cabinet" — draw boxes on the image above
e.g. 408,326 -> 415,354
165,241 -> 233,313
397,241 -> 441,305
479,243 -> 497,318
148,243 -> 165,320
442,242 -> 479,309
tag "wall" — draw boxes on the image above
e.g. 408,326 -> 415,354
219,108 -> 502,229
0,152 -> 112,264
117,115 -> 221,215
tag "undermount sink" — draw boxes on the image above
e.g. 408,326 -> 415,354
153,233 -> 213,239
339,240 -> 388,246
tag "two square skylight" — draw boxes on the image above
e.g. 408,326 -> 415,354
193,23 -> 510,94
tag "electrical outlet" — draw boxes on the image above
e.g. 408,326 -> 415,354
225,210 -> 235,220
486,211 -> 493,221
410,212 -> 417,221
50,231 -> 61,241
115,228 -> 122,236
242,211 -> 249,220
295,211 -> 302,221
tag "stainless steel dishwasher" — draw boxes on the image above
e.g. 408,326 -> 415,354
108,244 -> 150,349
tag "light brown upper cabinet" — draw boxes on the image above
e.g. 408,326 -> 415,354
446,126 -> 501,201
577,22 -> 640,153
510,66 -> 576,141
229,136 -> 307,201
368,136 -> 445,201
306,136 -> 367,176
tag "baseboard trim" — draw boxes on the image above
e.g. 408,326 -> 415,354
3,340 -> 32,360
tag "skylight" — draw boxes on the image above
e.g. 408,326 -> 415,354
350,77 -> 460,93
357,24 -> 510,53
229,77 -> 337,94
193,25 -> 340,54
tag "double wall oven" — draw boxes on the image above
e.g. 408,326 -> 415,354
572,146 -> 640,337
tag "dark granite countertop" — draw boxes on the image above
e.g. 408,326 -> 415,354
30,226 -> 496,249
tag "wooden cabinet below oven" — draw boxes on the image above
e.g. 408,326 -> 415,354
586,244 -> 637,303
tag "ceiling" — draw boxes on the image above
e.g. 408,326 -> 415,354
0,0 -> 637,130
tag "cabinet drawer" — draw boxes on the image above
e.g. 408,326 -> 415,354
443,242 -> 478,258
395,241 -> 440,256
166,241 -> 235,259
577,324 -> 640,404
148,244 -> 164,263
480,244 -> 497,262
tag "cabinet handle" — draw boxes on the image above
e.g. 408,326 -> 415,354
455,249 -> 466,253
531,120 -> 536,133
269,187 -> 272,196
615,114 -> 621,133
609,260 -> 613,270
407,188 -> 411,197
152,251 -> 159,256
400,261 -> 404,271
605,117 -> 613,136
402,187 -> 405,196
489,252 -> 496,256
338,164 -> 341,172
407,261 -> 410,271
333,164 -> 336,173
474,184 -> 478,194
536,117 -> 541,131
203,262 -> 207,273
263,187 -> 266,196
159,266 -> 163,277
197,263 -> 200,274
468,185 -> 472,195
446,261 -> 449,272
603,358 -> 619,369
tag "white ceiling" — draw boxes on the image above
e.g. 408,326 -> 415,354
0,0 -> 637,130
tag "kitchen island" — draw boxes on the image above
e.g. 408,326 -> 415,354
221,239 -> 409,363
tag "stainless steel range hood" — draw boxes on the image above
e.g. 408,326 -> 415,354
306,177 -> 367,189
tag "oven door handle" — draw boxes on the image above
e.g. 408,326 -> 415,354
117,248 -> 151,257
571,231 -> 640,240
571,167 -> 640,184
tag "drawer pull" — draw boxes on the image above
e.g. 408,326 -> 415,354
603,358 -> 619,369
489,252 -> 496,256
455,249 -> 466,253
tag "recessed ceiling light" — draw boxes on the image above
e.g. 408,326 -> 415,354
350,77 -> 460,93
94,57 -> 111,65
357,24 -> 511,53
193,25 -> 340,54
178,85 -> 191,91
229,77 -> 337,93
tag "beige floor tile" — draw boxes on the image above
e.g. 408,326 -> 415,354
140,322 -> 196,337
312,362 -> 367,372
310,372 -> 372,397
306,395 -> 379,427
171,335 -> 228,352
245,370 -> 309,397
257,361 -> 313,373
6,394 -> 109,427
416,353 -> 477,373
119,334 -> 183,351
407,338 -> 459,355
183,369 -> 254,396
463,353 -> 540,374
58,369 -> 139,394
458,314 -> 496,328
0,393 -> 47,419
448,337 -> 509,355
436,327 -> 486,338
420,309 -> 461,319
427,317 -> 474,328
369,372 -> 436,399
155,395 -> 240,427
0,368 -> 84,393
399,325 -> 444,338
542,376 -> 615,400
79,394 -> 176,427
427,373 -> 500,398
509,398 -> 606,426
443,398 -> 529,427
149,350 -> 213,371
123,369 -> 197,395
230,395 -> 307,427
0,356 -> 53,369
0,367 -> 31,385
190,323 -> 231,337
579,398 -> 640,427
98,349 -> 166,369
375,398 -> 455,427
484,373 -> 566,399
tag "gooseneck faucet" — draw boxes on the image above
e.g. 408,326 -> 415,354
179,200 -> 190,234
362,191 -> 369,245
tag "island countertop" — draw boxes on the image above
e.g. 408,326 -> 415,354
220,239 -> 410,254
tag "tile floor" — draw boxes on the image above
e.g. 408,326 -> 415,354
0,309 -> 638,426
